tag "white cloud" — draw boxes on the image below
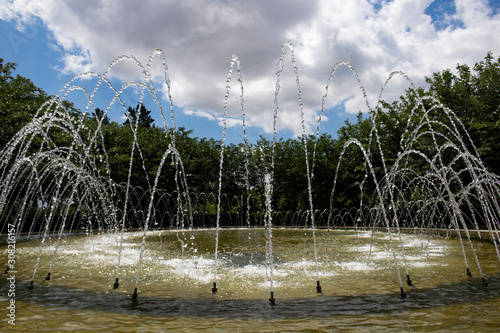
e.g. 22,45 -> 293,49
183,108 -> 243,131
183,109 -> 217,122
2,0 -> 499,137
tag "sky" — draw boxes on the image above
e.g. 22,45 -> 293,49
1,0 -> 499,144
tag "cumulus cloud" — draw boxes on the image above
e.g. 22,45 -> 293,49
1,0 -> 499,136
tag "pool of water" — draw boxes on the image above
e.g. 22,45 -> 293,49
2,228 -> 500,331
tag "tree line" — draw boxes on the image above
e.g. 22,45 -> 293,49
1,53 -> 499,215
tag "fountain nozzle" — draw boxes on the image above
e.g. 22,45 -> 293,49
45,273 -> 51,281
113,278 -> 119,289
466,268 -> 472,277
132,288 -> 138,304
269,291 -> 276,305
406,274 -> 412,286
316,280 -> 322,293
211,282 -> 217,294
28,280 -> 34,290
400,287 -> 406,299
482,277 -> 488,287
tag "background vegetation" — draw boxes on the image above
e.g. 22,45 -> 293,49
1,53 -> 499,219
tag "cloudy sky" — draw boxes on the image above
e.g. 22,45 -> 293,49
1,0 -> 499,143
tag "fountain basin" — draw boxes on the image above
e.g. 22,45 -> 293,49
2,228 -> 500,331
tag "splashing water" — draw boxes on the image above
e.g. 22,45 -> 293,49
0,42 -> 499,309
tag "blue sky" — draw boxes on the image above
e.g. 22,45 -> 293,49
1,0 -> 499,143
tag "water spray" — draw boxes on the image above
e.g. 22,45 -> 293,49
0,44 -> 498,318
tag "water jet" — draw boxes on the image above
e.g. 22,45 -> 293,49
0,43 -> 499,331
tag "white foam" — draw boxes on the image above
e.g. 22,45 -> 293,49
336,261 -> 377,272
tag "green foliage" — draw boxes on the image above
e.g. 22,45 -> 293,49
0,58 -> 49,148
93,108 -> 110,125
124,103 -> 154,128
426,52 -> 500,174
1,53 -> 498,219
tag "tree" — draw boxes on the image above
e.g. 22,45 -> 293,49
0,59 -> 49,148
173,127 -> 220,194
138,104 -> 154,128
123,106 -> 138,126
425,52 -> 500,174
124,103 -> 154,128
93,107 -> 110,125
373,53 -> 500,175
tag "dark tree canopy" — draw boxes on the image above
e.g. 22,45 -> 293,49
124,103 -> 154,128
0,58 -> 49,148
93,107 -> 110,125
1,53 -> 498,214
425,52 -> 500,174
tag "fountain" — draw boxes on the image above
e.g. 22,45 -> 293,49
1,42 -> 500,331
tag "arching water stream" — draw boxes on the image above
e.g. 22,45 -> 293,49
1,42 -> 500,331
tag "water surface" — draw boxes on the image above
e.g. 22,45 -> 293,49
2,228 -> 499,331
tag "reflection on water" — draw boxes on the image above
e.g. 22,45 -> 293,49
1,228 -> 500,331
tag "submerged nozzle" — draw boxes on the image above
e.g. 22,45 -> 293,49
132,288 -> 138,304
466,268 -> 472,277
269,291 -> 276,305
482,277 -> 488,287
211,282 -> 217,294
28,280 -> 34,290
113,278 -> 119,290
406,274 -> 412,286
400,287 -> 406,299
316,280 -> 322,293
45,273 -> 51,281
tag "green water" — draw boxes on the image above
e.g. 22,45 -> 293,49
1,228 -> 500,331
